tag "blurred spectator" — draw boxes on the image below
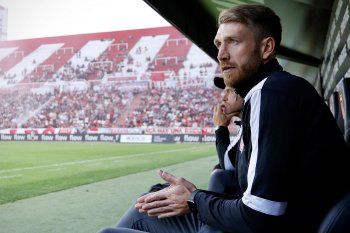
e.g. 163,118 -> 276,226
0,84 -> 220,129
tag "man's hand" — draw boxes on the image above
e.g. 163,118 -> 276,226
158,170 -> 196,192
213,104 -> 235,127
135,170 -> 197,218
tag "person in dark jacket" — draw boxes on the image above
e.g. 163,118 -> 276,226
100,4 -> 349,233
213,86 -> 244,171
209,86 -> 243,195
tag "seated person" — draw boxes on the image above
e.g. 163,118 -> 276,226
209,86 -> 244,194
100,4 -> 349,233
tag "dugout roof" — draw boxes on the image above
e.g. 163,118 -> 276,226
143,0 -> 335,90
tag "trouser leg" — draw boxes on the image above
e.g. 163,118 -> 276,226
100,227 -> 145,233
198,224 -> 225,233
208,169 -> 236,195
99,200 -> 201,233
99,173 -> 237,233
100,225 -> 225,233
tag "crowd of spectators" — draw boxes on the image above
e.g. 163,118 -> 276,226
25,84 -> 135,130
0,83 -> 221,130
124,86 -> 221,128
1,73 -> 17,84
0,36 -> 221,130
0,90 -> 54,128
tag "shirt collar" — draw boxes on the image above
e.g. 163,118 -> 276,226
235,59 -> 283,98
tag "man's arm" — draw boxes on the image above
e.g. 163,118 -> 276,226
135,170 -> 196,217
215,126 -> 231,168
196,82 -> 299,232
240,83 -> 297,215
192,190 -> 283,233
136,171 -> 282,233
138,83 -> 297,232
213,104 -> 235,168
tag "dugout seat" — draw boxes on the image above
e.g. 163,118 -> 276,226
318,192 -> 350,233
329,91 -> 340,128
333,78 -> 350,146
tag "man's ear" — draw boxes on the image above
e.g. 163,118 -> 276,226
260,37 -> 275,60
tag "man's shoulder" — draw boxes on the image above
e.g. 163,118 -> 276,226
262,70 -> 315,95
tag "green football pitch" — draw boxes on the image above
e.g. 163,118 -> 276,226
0,141 -> 215,204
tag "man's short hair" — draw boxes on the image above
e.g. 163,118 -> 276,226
218,4 -> 282,49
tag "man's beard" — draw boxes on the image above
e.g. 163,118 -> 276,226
223,51 -> 263,89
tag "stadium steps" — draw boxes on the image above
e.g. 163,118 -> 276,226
86,33 -> 143,81
0,47 -> 18,62
62,39 -> 114,73
0,43 -> 65,87
46,39 -> 90,73
0,156 -> 216,233
151,34 -> 192,76
0,91 -> 31,125
115,35 -> 169,81
116,93 -> 142,127
16,95 -> 55,127
27,41 -> 88,82
178,43 -> 218,82
0,43 -> 40,73
106,34 -> 141,67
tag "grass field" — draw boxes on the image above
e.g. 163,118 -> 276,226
0,141 -> 215,204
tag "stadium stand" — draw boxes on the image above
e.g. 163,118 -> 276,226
0,27 -> 221,132
0,47 -> 18,61
2,43 -> 65,86
123,87 -> 220,128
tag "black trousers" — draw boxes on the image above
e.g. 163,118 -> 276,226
99,169 -> 235,233
208,169 -> 235,194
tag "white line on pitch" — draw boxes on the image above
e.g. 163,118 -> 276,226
47,167 -> 67,172
85,162 -> 101,167
0,174 -> 23,179
0,147 -> 203,174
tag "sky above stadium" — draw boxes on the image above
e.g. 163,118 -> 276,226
0,0 -> 171,40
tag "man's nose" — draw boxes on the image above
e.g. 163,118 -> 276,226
217,44 -> 229,61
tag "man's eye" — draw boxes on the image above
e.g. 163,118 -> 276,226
229,39 -> 238,44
